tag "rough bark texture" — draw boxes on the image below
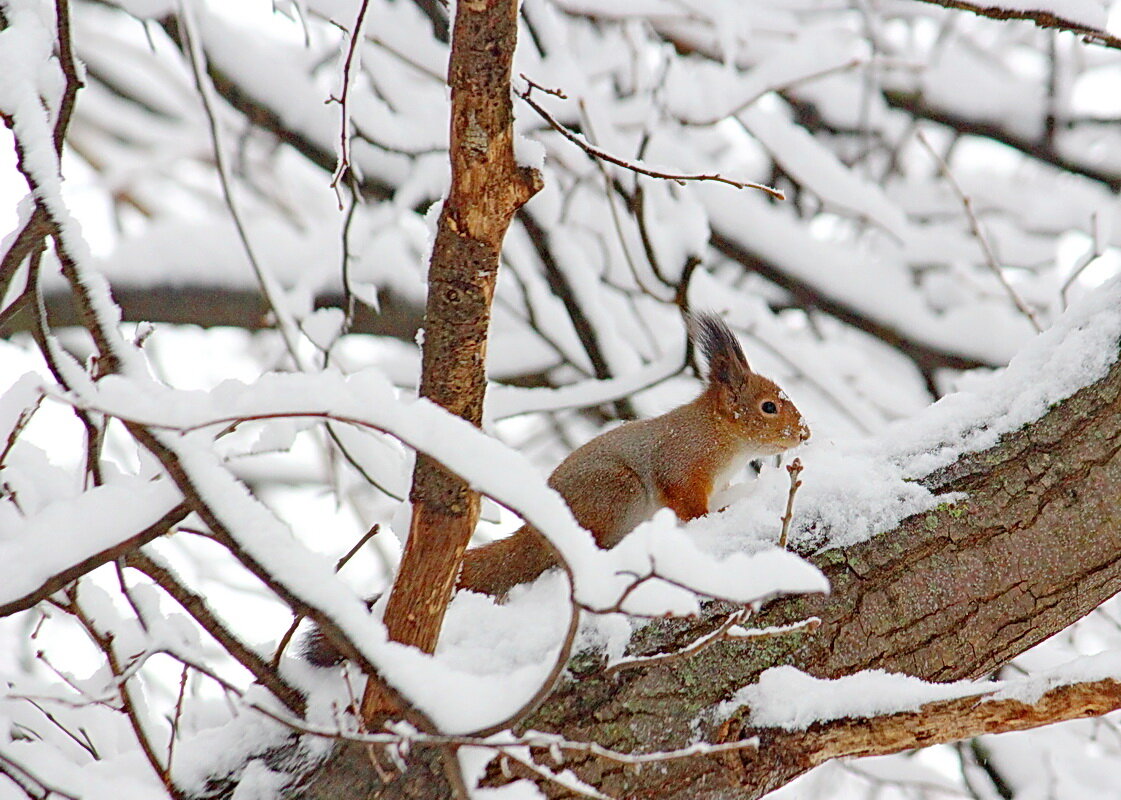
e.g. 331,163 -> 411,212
786,677 -> 1121,767
374,0 -> 540,674
295,342 -> 1121,799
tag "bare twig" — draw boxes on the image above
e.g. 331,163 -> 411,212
605,609 -> 749,675
68,588 -> 186,800
519,74 -> 567,99
1061,212 -> 1106,309
606,612 -> 820,675
909,0 -> 1121,50
916,131 -> 1042,333
124,549 -> 307,715
270,524 -> 382,668
329,0 -> 374,206
20,697 -> 100,760
0,392 -> 42,471
516,80 -> 784,198
336,523 -> 383,571
778,457 -> 804,549
166,663 -> 189,773
175,0 -> 309,368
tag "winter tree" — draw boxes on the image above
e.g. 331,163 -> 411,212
2,0 -> 1121,798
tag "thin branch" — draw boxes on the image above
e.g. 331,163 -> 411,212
165,663 -> 189,774
605,609 -> 747,675
328,0 -> 373,205
516,79 -> 784,198
51,0 -> 81,153
778,457 -> 804,549
605,612 -> 820,675
1061,212 -> 1106,309
68,589 -> 185,800
123,549 -> 307,715
270,524 -> 382,669
335,523 -> 383,570
908,0 -> 1121,50
915,131 -> 1042,333
174,0 -> 308,369
0,500 -> 190,618
19,697 -> 99,760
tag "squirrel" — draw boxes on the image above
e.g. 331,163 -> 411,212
302,312 -> 809,666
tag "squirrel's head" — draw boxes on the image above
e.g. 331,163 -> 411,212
689,312 -> 811,454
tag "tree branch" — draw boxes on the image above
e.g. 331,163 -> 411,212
907,0 -> 1121,50
375,0 -> 542,666
782,677 -> 1121,767
0,500 -> 189,618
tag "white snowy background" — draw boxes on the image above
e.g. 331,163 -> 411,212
2,0 -> 1121,797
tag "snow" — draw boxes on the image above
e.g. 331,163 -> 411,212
688,274 -> 1121,556
6,0 -> 1121,794
0,477 -> 183,609
703,188 -> 1037,367
60,365 -> 828,616
727,665 -> 985,731
727,651 -> 1121,732
737,105 -> 910,240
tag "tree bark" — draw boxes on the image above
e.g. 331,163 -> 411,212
295,340 -> 1121,798
370,0 -> 541,701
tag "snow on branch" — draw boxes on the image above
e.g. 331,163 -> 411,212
0,479 -> 187,617
726,660 -> 1121,766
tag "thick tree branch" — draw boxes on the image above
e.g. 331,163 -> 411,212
294,329 -> 1121,798
0,285 -> 425,342
494,339 -> 1121,798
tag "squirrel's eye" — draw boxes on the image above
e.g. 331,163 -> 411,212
761,400 -> 778,414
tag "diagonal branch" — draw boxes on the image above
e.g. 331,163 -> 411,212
795,677 -> 1121,765
908,0 -> 1121,49
0,500 -> 190,618
123,549 -> 306,715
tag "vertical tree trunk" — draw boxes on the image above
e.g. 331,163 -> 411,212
363,0 -> 541,720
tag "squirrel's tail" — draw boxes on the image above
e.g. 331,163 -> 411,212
457,525 -> 558,598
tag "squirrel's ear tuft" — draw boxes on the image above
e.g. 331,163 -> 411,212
688,311 -> 751,385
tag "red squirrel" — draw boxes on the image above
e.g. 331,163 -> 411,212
302,313 -> 808,665
459,312 -> 809,594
